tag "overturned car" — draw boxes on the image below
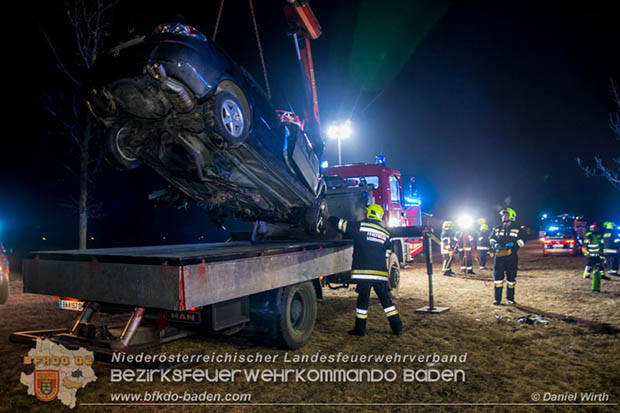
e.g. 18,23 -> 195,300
87,23 -> 328,234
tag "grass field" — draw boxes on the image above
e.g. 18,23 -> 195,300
1,241 -> 618,412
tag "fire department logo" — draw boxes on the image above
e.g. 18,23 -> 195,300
21,339 -> 97,409
34,370 -> 60,402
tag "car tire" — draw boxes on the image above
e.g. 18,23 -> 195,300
304,195 -> 328,236
104,124 -> 142,170
214,91 -> 250,146
388,253 -> 400,290
277,282 -> 317,349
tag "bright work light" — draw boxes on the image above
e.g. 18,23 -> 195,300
327,120 -> 352,165
457,214 -> 473,229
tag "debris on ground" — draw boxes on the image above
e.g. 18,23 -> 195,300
517,314 -> 550,325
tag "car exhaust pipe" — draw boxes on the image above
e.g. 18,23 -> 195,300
146,63 -> 195,113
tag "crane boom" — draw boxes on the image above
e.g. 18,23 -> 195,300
283,0 -> 323,153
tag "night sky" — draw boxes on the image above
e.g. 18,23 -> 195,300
2,0 -> 619,254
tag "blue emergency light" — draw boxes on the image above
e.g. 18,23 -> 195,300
405,196 -> 421,206
548,226 -> 559,232
375,155 -> 386,165
320,160 -> 329,168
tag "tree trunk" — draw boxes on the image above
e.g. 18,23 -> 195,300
79,118 -> 91,250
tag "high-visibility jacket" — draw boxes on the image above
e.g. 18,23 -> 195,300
456,231 -> 476,252
476,227 -> 492,250
331,217 -> 391,282
583,232 -> 603,257
440,228 -> 457,254
602,229 -> 620,254
489,223 -> 526,255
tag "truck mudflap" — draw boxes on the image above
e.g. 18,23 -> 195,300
22,241 -> 353,311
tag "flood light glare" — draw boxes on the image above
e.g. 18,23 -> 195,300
457,214 -> 473,229
327,120 -> 352,140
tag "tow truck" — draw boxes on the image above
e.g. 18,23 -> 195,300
323,156 -> 425,268
13,241 -> 354,351
11,1 -> 428,354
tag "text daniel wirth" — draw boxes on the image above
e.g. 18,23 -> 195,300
543,391 -> 609,402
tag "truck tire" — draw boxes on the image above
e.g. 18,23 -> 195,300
0,277 -> 8,304
277,281 -> 317,349
393,240 -> 408,269
388,253 -> 400,291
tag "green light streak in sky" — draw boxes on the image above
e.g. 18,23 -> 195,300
350,0 -> 452,92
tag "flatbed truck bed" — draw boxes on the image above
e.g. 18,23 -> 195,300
14,240 -> 354,351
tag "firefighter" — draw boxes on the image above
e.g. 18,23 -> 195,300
490,208 -> 526,305
457,225 -> 476,274
441,221 -> 457,276
602,222 -> 619,276
476,222 -> 492,270
328,204 -> 403,336
583,223 -> 607,291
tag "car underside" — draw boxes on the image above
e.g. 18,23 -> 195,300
87,28 -> 327,234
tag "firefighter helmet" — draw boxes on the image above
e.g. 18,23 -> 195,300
366,204 -> 384,221
603,221 -> 617,230
480,223 -> 489,231
589,222 -> 600,232
442,221 -> 453,230
500,208 -> 516,221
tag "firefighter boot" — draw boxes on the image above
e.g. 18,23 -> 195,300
506,281 -> 516,305
388,313 -> 403,336
592,270 -> 601,292
583,266 -> 591,279
493,281 -> 503,305
349,318 -> 367,336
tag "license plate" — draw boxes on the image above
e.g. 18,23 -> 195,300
59,299 -> 84,312
553,244 -> 565,248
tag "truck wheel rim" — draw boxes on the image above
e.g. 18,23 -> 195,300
220,99 -> 245,137
290,293 -> 304,328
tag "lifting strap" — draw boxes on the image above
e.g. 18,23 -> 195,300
211,0 -> 272,100
248,0 -> 271,100
212,0 -> 225,41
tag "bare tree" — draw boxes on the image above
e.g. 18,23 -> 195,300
43,0 -> 118,249
577,79 -> 620,191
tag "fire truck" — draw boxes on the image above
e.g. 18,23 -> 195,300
323,157 -> 424,268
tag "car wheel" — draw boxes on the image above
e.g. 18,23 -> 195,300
214,91 -> 250,146
104,123 -> 142,170
304,196 -> 328,236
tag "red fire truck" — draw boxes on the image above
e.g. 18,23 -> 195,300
323,158 -> 424,267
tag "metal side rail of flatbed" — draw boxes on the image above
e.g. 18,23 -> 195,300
11,240 -> 353,352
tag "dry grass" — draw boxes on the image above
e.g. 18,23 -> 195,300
1,241 -> 619,412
